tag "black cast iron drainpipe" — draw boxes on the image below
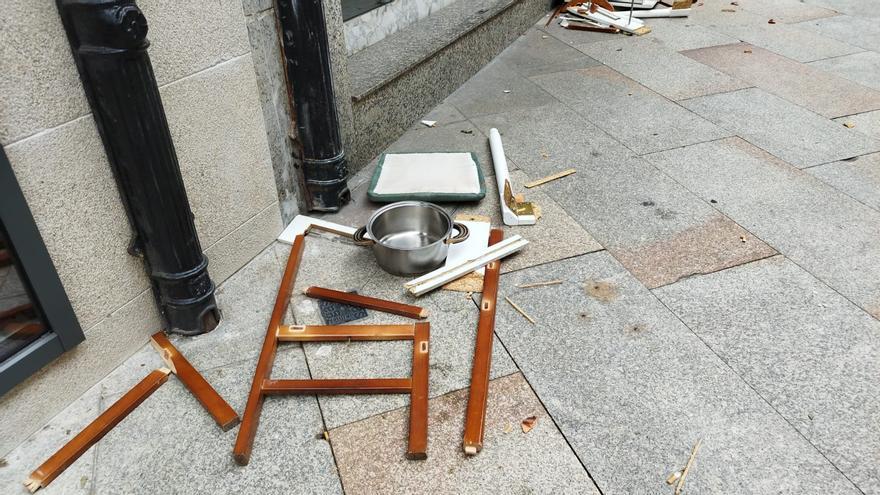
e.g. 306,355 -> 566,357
56,0 -> 220,335
276,0 -> 351,212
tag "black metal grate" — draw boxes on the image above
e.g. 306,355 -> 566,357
342,0 -> 395,22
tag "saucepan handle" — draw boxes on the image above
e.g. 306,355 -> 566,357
445,222 -> 470,245
352,226 -> 376,246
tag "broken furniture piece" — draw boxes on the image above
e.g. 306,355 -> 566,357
367,152 -> 486,203
150,332 -> 240,431
277,215 -> 360,245
524,168 -> 577,189
623,0 -> 691,18
489,129 -> 537,226
553,1 -> 653,35
234,234 -> 431,464
305,286 -> 428,320
404,235 -> 529,297
25,368 -> 172,493
462,229 -> 504,455
442,215 -> 492,293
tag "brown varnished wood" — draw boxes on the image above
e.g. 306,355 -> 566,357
25,368 -> 170,493
407,322 -> 430,460
150,331 -> 240,431
262,378 -> 412,395
233,234 -> 306,466
304,286 -> 428,319
462,228 -> 504,455
277,324 -> 416,342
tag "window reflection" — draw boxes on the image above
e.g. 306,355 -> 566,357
0,228 -> 47,362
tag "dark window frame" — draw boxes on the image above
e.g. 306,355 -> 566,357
0,146 -> 84,397
342,0 -> 395,22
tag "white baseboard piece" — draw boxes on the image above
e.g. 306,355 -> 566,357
489,129 -> 537,226
404,235 -> 529,297
277,215 -> 361,245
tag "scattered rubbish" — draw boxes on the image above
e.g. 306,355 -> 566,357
443,215 -> 491,293
524,168 -> 577,188
675,438 -> 703,494
740,236 -> 747,243
306,286 -> 428,320
516,280 -> 563,289
729,1 -> 738,5
768,18 -> 776,23
368,152 -> 486,203
463,230 -> 504,455
277,215 -> 360,244
666,471 -> 682,485
421,120 -> 437,127
554,1 -> 653,35
405,235 -> 529,296
235,234 -> 431,464
843,122 -> 855,128
585,280 -> 619,302
503,90 -> 512,94
25,368 -> 172,493
503,422 -> 514,433
743,49 -> 752,53
521,416 -> 538,433
626,0 -> 692,18
316,291 -> 369,325
505,296 -> 537,324
490,128 -> 537,225
721,8 -> 735,12
541,35 -> 549,39
460,129 -> 474,134
321,430 -> 330,441
315,345 -> 332,358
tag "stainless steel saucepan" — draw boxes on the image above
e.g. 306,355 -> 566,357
352,201 -> 469,276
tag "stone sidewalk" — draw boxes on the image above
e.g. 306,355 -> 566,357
4,0 -> 880,493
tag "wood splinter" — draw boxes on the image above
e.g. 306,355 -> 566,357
304,286 -> 428,319
675,438 -> 703,495
524,168 -> 576,188
150,331 -> 240,431
505,296 -> 536,325
516,280 -> 563,289
24,368 -> 171,493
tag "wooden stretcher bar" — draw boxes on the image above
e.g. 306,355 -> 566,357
304,286 -> 428,319
408,322 -> 430,460
261,378 -> 412,395
25,368 -> 171,493
150,331 -> 240,431
462,228 -> 504,455
234,234 -> 306,466
277,324 -> 416,342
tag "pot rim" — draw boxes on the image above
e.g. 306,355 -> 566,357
366,201 -> 453,252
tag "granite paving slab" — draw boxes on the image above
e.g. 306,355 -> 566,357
545,155 -> 774,288
802,0 -> 880,18
797,15 -> 880,52
454,169 -> 604,273
641,18 -> 740,52
727,0 -> 839,24
809,51 -> 880,92
495,28 -> 600,77
712,21 -> 862,63
808,153 -> 880,212
536,14 -> 612,47
491,252 -> 859,494
91,349 -> 343,494
655,256 -> 880,493
287,236 -> 517,429
577,37 -> 750,101
680,88 -> 880,168
835,110 -> 880,141
329,373 -> 599,495
530,66 -> 731,155
469,102 -> 633,180
644,137 -> 880,318
0,386 -> 101,494
409,101 -> 468,130
445,59 -> 558,118
683,43 -> 880,118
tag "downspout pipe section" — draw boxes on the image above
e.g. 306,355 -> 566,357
56,0 -> 220,335
276,0 -> 351,212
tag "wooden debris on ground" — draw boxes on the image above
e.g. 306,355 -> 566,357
505,296 -> 536,324
674,438 -> 703,495
521,416 -> 538,433
524,168 -> 577,188
516,280 -> 563,289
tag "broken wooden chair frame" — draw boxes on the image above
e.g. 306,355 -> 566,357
233,233 -> 431,465
25,334 -> 236,493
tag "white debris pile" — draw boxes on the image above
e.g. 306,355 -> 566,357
550,0 -> 692,35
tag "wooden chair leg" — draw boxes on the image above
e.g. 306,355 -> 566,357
407,322 -> 430,460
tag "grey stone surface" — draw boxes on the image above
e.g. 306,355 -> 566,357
681,88 -> 880,168
454,169 -> 604,273
495,28 -> 600,77
285,236 -> 516,428
330,373 -> 599,494
91,350 -> 342,494
834,110 -> 880,141
808,153 -> 880,212
161,54 -> 279,248
202,202 -> 283,284
644,137 -> 880,318
713,22 -> 862,63
642,19 -> 740,52
655,256 -> 880,493
0,0 -> 89,144
0,385 -> 101,494
798,15 -> 880,52
577,37 -> 749,101
409,102 -> 468,130
530,66 -> 731,155
446,59 -> 557,119
802,0 -> 880,17
727,0 -> 839,23
538,14 -> 614,46
809,51 -> 880,92
245,6 -> 302,223
492,252 -> 858,494
683,43 -> 880,118
468,102 -> 633,180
